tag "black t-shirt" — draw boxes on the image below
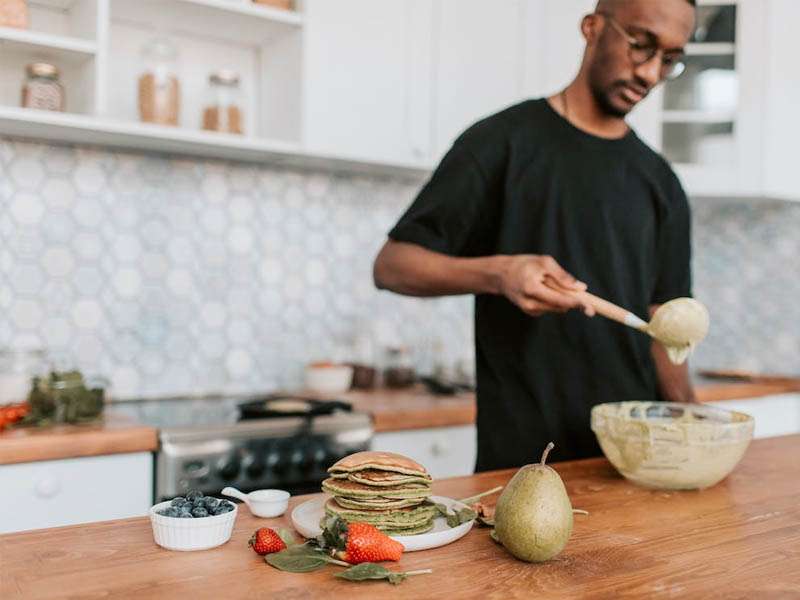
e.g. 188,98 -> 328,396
389,99 -> 692,471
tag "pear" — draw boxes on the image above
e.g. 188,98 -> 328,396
493,442 -> 573,562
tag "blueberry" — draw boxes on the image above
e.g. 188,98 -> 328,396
203,497 -> 219,511
170,497 -> 187,507
191,507 -> 209,518
156,509 -> 168,516
214,501 -> 234,515
176,511 -> 193,518
186,490 -> 203,502
161,507 -> 181,518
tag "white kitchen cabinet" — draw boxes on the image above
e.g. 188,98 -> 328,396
431,0 -> 526,159
303,0 -> 433,166
761,0 -> 800,201
708,394 -> 800,439
0,452 -> 153,534
371,425 -> 476,479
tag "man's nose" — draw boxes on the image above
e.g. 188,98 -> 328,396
634,55 -> 662,89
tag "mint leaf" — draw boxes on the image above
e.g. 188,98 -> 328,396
264,544 -> 349,573
335,563 -> 431,585
445,507 -> 477,528
277,528 -> 298,547
265,546 -> 328,573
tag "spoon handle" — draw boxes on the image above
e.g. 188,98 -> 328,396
221,487 -> 250,505
577,291 -> 649,332
544,278 -> 649,332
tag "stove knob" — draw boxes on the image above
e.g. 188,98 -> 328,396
288,448 -> 304,469
271,450 -> 290,476
305,445 -> 328,471
217,457 -> 241,481
244,455 -> 265,479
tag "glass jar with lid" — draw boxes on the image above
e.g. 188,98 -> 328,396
202,70 -> 243,134
383,346 -> 416,389
21,63 -> 65,112
0,348 -> 46,404
138,37 -> 180,126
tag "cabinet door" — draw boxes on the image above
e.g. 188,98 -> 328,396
303,0 -> 433,165
432,0 -> 525,159
762,0 -> 800,201
371,425 -> 477,478
0,452 -> 153,533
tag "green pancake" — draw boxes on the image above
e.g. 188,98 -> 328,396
322,477 -> 431,500
333,496 -> 426,511
382,520 -> 435,536
346,469 -> 432,487
328,451 -> 430,478
324,498 -> 436,529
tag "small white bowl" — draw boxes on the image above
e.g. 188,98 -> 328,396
304,364 -> 354,394
222,487 -> 290,518
149,501 -> 238,551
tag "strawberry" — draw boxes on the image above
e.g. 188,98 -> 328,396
249,527 -> 287,556
337,522 -> 404,564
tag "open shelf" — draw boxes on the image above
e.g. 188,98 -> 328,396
0,26 -> 96,62
111,0 -> 302,46
176,0 -> 303,26
685,42 -> 736,56
0,106 -> 429,177
662,109 -> 736,124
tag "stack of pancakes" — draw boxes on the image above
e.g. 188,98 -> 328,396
322,451 -> 436,535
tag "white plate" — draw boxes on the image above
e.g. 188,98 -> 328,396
291,495 -> 474,552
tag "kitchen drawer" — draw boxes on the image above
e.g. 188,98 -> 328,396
371,425 -> 476,479
710,393 -> 800,439
0,452 -> 153,534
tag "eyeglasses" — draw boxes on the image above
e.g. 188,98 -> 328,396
599,13 -> 686,80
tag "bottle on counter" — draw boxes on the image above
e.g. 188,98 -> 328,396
21,63 -> 65,112
202,70 -> 243,134
0,0 -> 28,29
138,37 -> 180,126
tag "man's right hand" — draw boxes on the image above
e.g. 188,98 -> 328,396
498,255 -> 595,317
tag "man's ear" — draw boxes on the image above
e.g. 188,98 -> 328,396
581,13 -> 603,45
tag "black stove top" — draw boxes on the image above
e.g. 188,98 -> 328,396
106,394 -> 352,430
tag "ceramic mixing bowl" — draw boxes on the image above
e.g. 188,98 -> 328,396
591,401 -> 754,490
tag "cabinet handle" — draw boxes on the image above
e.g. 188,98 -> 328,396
35,477 -> 62,499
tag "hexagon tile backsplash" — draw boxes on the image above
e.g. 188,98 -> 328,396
1,137 -> 799,398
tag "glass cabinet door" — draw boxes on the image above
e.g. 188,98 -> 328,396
661,3 -> 738,167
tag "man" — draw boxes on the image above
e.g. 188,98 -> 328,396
373,0 -> 698,471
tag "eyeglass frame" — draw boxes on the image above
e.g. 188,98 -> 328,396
596,12 -> 687,80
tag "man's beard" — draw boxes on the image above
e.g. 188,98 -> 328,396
589,76 -> 631,118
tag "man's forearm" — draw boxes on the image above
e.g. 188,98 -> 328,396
373,241 -> 508,297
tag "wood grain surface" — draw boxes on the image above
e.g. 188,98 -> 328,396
0,416 -> 158,465
2,435 -> 798,600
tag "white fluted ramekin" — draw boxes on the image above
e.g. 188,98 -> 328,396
149,500 -> 238,551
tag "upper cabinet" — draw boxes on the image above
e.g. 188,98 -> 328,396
303,0 -> 433,167
761,0 -> 800,201
430,0 -> 525,159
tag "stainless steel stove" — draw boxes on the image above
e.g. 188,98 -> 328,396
108,395 -> 373,501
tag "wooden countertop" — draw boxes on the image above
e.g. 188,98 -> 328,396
2,434 -> 798,599
345,379 -> 800,432
1,378 -> 795,465
0,416 -> 158,465
343,387 -> 477,432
